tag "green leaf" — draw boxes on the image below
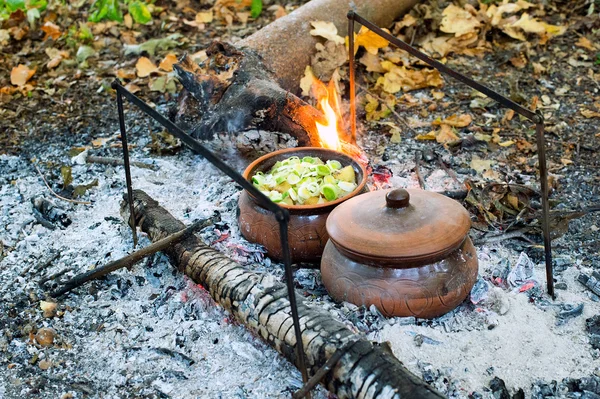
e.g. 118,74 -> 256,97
6,0 -> 26,12
60,165 -> 73,189
106,0 -> 122,22
129,1 -> 151,24
89,0 -> 108,22
123,33 -> 182,56
27,0 -> 47,11
250,0 -> 262,18
73,179 -> 98,198
78,22 -> 93,41
76,45 -> 95,62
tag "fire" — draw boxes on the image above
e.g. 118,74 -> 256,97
313,79 -> 343,151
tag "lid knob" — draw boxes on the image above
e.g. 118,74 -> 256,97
386,188 -> 410,209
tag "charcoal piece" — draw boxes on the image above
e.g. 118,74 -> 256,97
512,388 -> 525,399
489,377 -> 510,399
555,282 -> 568,290
31,197 -> 71,229
586,315 -> 600,350
579,272 -> 600,297
556,303 -> 584,325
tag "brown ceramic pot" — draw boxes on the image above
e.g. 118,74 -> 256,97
321,188 -> 478,319
238,147 -> 368,263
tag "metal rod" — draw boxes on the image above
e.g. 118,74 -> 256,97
111,80 -> 310,387
348,12 -> 357,144
279,218 -> 310,395
536,121 -> 554,298
347,11 -> 537,121
115,86 -> 138,248
346,12 -> 554,297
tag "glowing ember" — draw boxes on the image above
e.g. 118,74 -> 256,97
313,79 -> 342,151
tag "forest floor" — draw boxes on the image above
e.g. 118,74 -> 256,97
1,0 -> 600,398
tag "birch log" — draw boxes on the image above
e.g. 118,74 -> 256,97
121,190 -> 444,399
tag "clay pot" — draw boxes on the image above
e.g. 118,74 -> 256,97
238,147 -> 368,263
321,188 -> 478,319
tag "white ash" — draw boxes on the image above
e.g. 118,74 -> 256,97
1,124 -> 599,399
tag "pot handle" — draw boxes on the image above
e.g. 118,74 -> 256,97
386,188 -> 410,209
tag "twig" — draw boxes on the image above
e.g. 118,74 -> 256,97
414,150 -> 426,189
87,155 -> 158,170
39,268 -> 72,287
437,156 -> 463,187
33,162 -> 91,205
50,216 -> 219,297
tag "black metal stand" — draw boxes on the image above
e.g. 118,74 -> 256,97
110,80 -> 310,388
347,11 -> 554,298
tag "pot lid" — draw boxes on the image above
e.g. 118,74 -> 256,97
326,188 -> 471,264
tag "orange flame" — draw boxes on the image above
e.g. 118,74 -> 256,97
313,79 -> 342,151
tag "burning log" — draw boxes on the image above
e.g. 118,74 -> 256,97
121,190 -> 443,399
172,0 -> 420,147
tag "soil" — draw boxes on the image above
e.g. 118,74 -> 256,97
1,0 -> 599,398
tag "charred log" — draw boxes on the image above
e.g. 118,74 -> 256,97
172,0 -> 420,147
121,190 -> 444,399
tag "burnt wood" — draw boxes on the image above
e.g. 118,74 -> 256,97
121,190 -> 444,399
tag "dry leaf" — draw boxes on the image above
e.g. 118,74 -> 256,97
268,5 -> 287,19
191,50 -> 208,63
395,14 -> 417,29
159,53 -> 178,72
359,52 -> 385,73
310,21 -> 344,45
311,41 -> 347,81
10,64 -> 35,86
499,140 -> 515,147
433,114 -> 472,127
136,56 -> 158,77
124,83 -> 141,94
377,61 -> 443,93
353,26 -> 389,55
575,37 -> 596,51
45,48 -> 69,69
486,0 -> 534,26
471,157 -> 494,173
436,124 -> 459,143
431,90 -> 445,100
124,13 -> 133,29
117,68 -> 136,79
416,131 -> 437,141
299,66 -> 316,97
504,13 -> 566,41
581,109 -> 600,118
41,22 -> 61,41
510,53 -> 527,69
440,4 -> 481,37
196,10 -> 214,23
532,62 -> 546,75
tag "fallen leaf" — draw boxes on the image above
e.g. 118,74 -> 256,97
436,124 -> 459,143
136,56 -> 158,77
310,21 -> 344,45
433,114 -> 472,127
60,165 -> 72,188
499,140 -> 515,147
359,52 -> 385,72
117,68 -> 136,79
196,10 -> 213,23
531,62 -> 546,75
73,179 -> 98,198
431,90 -> 444,100
45,48 -> 69,69
504,13 -> 566,41
377,60 -> 443,93
416,131 -> 437,141
364,94 -> 391,121
124,34 -> 182,56
191,50 -> 207,63
91,136 -> 113,147
581,109 -> 600,118
395,14 -> 417,29
41,21 -> 61,40
149,75 -> 177,93
76,45 -> 95,63
353,26 -> 389,55
124,83 -> 141,94
159,53 -> 178,72
311,41 -> 346,81
10,64 -> 35,86
440,4 -> 481,37
486,0 -> 534,26
267,4 -> 286,19
510,53 -> 527,69
575,37 -> 596,51
470,157 -> 494,173
299,66 -> 315,97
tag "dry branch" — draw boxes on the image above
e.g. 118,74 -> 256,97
121,190 -> 443,399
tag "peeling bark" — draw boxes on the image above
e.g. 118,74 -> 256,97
121,190 -> 444,399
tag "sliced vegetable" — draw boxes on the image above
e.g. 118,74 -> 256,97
251,155 -> 358,205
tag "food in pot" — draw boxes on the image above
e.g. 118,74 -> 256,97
251,155 -> 357,205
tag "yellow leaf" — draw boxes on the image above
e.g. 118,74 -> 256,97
440,4 -> 481,37
159,53 -> 178,72
506,193 -> 519,209
560,158 -> 573,165
359,52 -> 385,73
581,109 -> 600,118
416,131 -> 437,141
499,140 -> 515,147
353,26 -> 389,55
377,61 -> 443,93
505,13 -> 566,40
136,56 -> 158,77
575,37 -> 596,51
436,124 -> 459,143
431,90 -> 444,100
486,1 -> 534,26
299,66 -> 315,97
310,21 -> 345,45
433,114 -> 472,127
10,64 -> 35,87
196,10 -> 214,23
470,157 -> 494,173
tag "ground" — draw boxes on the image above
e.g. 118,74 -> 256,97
1,0 -> 600,398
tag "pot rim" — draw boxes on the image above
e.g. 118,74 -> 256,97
242,147 -> 368,211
